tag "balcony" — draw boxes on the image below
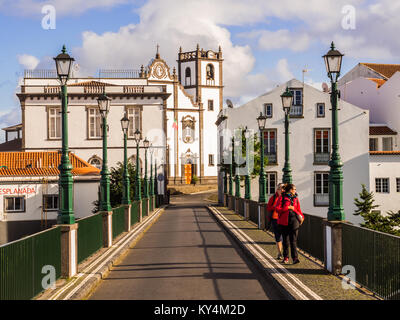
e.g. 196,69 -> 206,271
290,105 -> 303,117
314,152 -> 330,164
265,153 -> 277,164
314,194 -> 329,206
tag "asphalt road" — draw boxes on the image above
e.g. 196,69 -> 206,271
89,192 -> 286,300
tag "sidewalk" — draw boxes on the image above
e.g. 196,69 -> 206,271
35,206 -> 166,300
208,205 -> 379,300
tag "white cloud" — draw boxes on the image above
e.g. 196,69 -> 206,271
17,54 -> 39,69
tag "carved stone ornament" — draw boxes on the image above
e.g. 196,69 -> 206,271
152,62 -> 167,79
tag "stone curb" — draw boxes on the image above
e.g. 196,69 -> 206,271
36,206 -> 167,300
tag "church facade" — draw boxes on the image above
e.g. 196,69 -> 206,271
16,45 -> 223,188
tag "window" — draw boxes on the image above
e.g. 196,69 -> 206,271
266,172 -> 277,195
369,138 -> 378,151
88,108 -> 102,139
182,116 -> 195,143
209,154 -> 214,166
317,103 -> 325,117
48,107 -> 61,139
88,156 -> 102,169
208,100 -> 214,111
264,104 -> 273,118
4,196 -> 25,213
376,178 -> 389,193
314,129 -> 330,163
43,194 -> 58,211
185,67 -> 191,86
396,178 -> 400,192
289,89 -> 303,116
129,155 -> 143,175
314,173 -> 329,206
263,130 -> 277,164
206,64 -> 214,80
382,137 -> 393,151
127,107 -> 141,138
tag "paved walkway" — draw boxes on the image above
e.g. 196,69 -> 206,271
88,193 -> 286,300
211,205 -> 378,300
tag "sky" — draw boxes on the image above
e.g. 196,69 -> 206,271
0,0 -> 399,138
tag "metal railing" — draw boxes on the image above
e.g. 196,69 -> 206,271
131,201 -> 140,225
112,206 -> 125,239
98,69 -> 141,78
249,200 -> 259,225
0,227 -> 61,300
238,198 -> 245,217
142,198 -> 148,217
342,223 -> 400,300
314,153 -> 330,163
290,105 -> 303,116
297,213 -> 325,262
77,213 -> 103,264
24,69 -> 57,78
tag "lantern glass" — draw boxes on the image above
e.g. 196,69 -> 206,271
134,129 -> 141,143
53,45 -> 74,85
120,115 -> 129,134
323,42 -> 344,81
143,138 -> 150,149
256,112 -> 267,130
97,94 -> 111,118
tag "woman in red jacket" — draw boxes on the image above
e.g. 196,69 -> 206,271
267,183 -> 286,260
277,183 -> 304,264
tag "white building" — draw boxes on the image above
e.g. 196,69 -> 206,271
217,79 -> 370,224
338,63 -> 400,214
0,151 -> 100,244
16,45 -> 223,187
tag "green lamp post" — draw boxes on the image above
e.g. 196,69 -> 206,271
281,87 -> 294,184
257,112 -> 267,203
323,42 -> 345,221
222,157 -> 228,194
149,144 -> 154,197
234,138 -> 241,198
228,138 -> 234,196
98,93 -> 112,212
244,129 -> 251,200
143,137 -> 150,199
121,114 -> 131,205
154,158 -> 158,196
133,129 -> 142,201
54,45 -> 75,224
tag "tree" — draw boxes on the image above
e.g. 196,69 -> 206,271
353,184 -> 400,236
92,161 -> 138,213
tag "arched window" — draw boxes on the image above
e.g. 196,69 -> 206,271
206,64 -> 214,80
182,116 -> 195,144
185,67 -> 191,86
88,156 -> 102,169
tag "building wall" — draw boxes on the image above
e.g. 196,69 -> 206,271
369,155 -> 400,214
0,178 -> 99,222
219,79 -> 369,225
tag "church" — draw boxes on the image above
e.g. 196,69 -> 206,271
14,45 -> 223,188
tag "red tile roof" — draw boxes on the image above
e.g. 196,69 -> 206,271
69,80 -> 115,87
361,63 -> 400,79
0,152 -> 100,176
367,78 -> 386,88
369,126 -> 397,135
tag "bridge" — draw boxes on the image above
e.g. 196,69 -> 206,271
0,191 -> 398,300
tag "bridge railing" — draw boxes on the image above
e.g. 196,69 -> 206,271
342,223 -> 400,300
0,226 -> 61,300
0,195 -> 168,300
77,213 -> 103,264
297,213 -> 324,262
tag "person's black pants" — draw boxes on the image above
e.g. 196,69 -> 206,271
280,214 -> 299,260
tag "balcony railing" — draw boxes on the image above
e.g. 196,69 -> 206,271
314,194 -> 329,206
265,153 -> 277,164
290,105 -> 303,116
98,69 -> 141,78
314,152 -> 330,164
24,69 -> 57,79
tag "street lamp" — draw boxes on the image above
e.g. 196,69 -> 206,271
244,129 -> 251,200
323,42 -> 345,221
133,129 -> 142,201
54,45 -> 75,224
121,114 -> 131,205
149,144 -> 154,197
281,87 -> 294,184
234,137 -> 241,198
257,112 -> 267,203
98,93 -> 112,212
143,137 -> 150,199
